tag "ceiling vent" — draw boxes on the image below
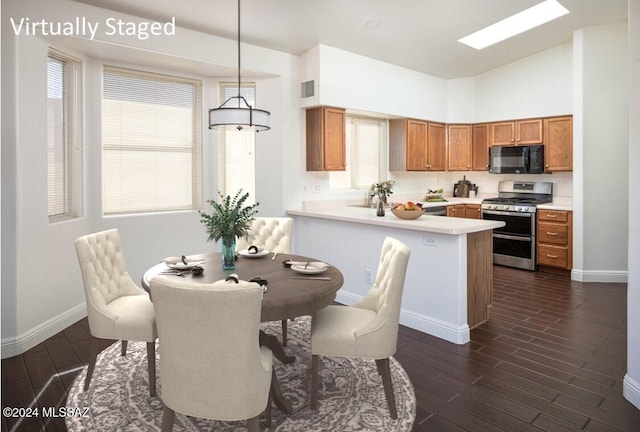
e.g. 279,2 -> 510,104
301,80 -> 315,98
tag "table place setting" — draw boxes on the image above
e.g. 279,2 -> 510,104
237,244 -> 270,258
161,255 -> 205,276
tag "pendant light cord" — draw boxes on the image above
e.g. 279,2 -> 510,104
237,0 -> 241,107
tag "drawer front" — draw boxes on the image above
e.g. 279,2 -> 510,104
538,222 -> 569,245
538,244 -> 569,268
538,210 -> 569,223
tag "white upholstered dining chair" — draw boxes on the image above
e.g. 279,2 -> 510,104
74,229 -> 157,396
237,217 -> 294,344
150,277 -> 273,432
310,236 -> 411,419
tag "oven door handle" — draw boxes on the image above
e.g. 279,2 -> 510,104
482,209 -> 533,217
493,233 -> 533,242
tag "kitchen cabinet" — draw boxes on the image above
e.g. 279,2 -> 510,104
543,116 -> 573,172
472,124 -> 490,171
537,209 -> 572,270
389,119 -> 446,171
491,118 -> 543,146
464,204 -> 481,219
448,204 -> 480,219
447,124 -> 472,171
306,106 -> 346,171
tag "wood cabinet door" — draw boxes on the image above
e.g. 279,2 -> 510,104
516,119 -> 543,145
322,108 -> 346,170
491,122 -> 515,146
543,116 -> 573,171
447,124 -> 471,171
406,120 -> 428,171
427,122 -> 446,171
472,124 -> 490,170
464,204 -> 481,219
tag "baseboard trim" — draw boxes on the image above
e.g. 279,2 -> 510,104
623,374 -> 640,410
336,290 -> 470,345
1,303 -> 86,359
571,269 -> 628,283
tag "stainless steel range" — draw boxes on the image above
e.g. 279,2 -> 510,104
481,181 -> 553,271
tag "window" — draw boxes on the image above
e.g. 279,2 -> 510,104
47,50 -> 81,223
102,67 -> 202,214
329,115 -> 386,190
217,82 -> 256,204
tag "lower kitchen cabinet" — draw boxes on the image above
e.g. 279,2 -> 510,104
537,209 -> 572,269
447,204 -> 481,219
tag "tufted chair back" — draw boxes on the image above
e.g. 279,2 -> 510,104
236,217 -> 293,253
150,277 -> 273,424
75,229 -> 152,339
351,236 -> 411,358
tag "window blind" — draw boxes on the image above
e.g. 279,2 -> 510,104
102,66 -> 202,214
47,50 -> 80,223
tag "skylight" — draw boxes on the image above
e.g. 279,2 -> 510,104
458,0 -> 570,50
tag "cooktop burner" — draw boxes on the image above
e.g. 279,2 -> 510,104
481,181 -> 553,213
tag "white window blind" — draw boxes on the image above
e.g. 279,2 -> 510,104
102,66 -> 202,214
329,115 -> 386,190
47,50 -> 81,223
218,82 -> 256,204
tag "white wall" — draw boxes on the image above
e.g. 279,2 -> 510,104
624,0 -> 640,410
1,0 -> 298,357
473,42 -> 574,121
572,24 -> 629,282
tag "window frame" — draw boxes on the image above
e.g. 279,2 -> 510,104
101,65 -> 203,216
47,48 -> 82,224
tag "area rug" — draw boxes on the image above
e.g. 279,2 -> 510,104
66,316 -> 415,431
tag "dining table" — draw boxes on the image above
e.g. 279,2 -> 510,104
141,250 -> 344,414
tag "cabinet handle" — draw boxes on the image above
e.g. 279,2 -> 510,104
546,232 -> 558,236
546,254 -> 558,259
545,214 -> 558,218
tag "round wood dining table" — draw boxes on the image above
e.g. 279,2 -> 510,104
141,251 -> 344,414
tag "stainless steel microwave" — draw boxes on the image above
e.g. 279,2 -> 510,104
489,145 -> 544,174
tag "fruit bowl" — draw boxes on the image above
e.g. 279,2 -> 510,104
391,208 -> 423,220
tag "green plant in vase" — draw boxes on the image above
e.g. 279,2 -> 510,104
199,190 -> 259,270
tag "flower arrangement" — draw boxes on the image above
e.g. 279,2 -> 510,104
199,190 -> 259,244
369,180 -> 396,200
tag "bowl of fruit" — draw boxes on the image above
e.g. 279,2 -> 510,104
391,201 -> 423,220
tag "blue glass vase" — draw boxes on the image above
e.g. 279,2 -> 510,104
221,238 -> 236,270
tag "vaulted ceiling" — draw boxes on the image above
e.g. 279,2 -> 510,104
72,0 -> 628,79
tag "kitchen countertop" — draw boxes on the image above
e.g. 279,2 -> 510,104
537,197 -> 573,211
287,205 -> 504,235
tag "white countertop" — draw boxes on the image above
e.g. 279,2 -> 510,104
287,206 -> 504,235
537,197 -> 573,211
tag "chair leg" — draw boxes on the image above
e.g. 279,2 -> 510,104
266,375 -> 273,429
281,319 -> 288,346
147,341 -> 156,397
310,354 -> 319,410
84,336 -> 100,391
375,358 -> 397,419
121,340 -> 128,356
247,415 -> 260,432
161,405 -> 175,432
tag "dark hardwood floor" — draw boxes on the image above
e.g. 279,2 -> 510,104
3,266 -> 639,431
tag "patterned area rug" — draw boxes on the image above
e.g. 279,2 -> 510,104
66,316 -> 415,431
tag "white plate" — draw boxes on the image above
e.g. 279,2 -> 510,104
238,249 -> 269,258
166,261 -> 203,270
291,263 -> 328,274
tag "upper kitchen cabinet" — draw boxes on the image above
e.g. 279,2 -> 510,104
427,122 -> 447,171
390,119 -> 446,171
389,119 -> 423,171
306,106 -> 346,171
447,124 -> 472,171
472,124 -> 490,171
491,118 -> 543,146
543,116 -> 573,171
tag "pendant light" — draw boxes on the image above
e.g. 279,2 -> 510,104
208,0 -> 270,131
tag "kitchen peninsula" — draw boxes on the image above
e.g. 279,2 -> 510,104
287,205 -> 505,344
